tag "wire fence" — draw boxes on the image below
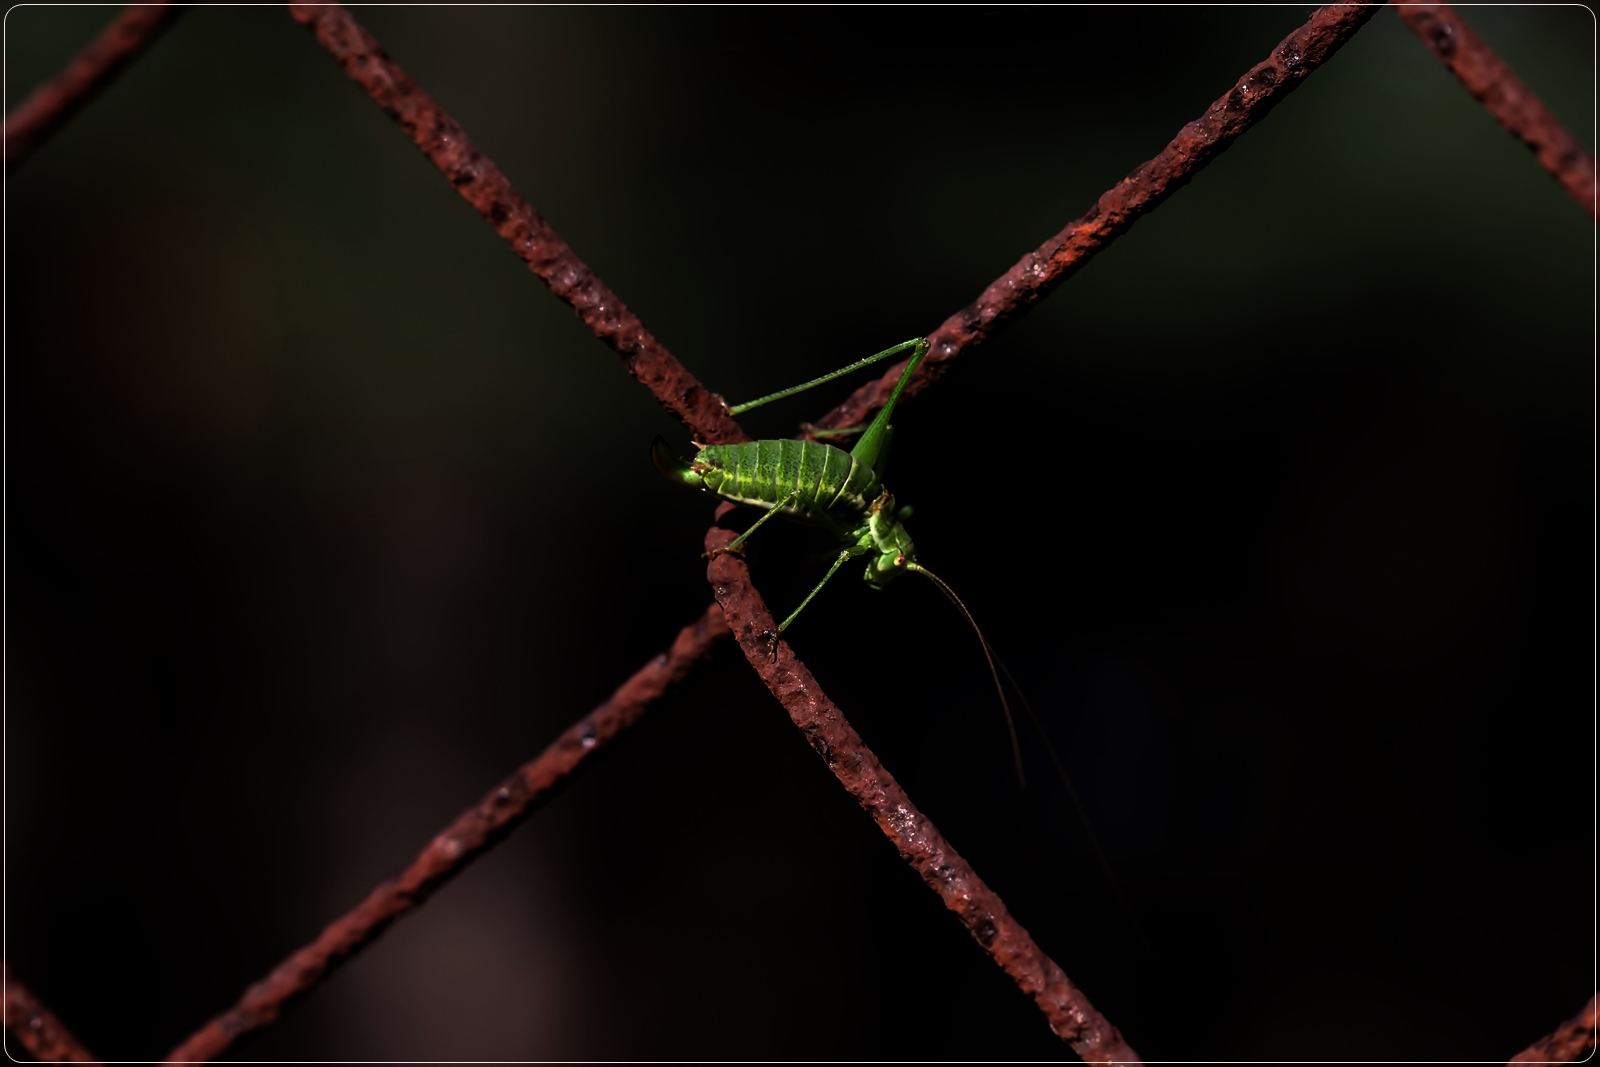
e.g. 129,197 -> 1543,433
4,4 -> 1593,1062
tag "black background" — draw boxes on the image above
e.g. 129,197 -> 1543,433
6,5 -> 1593,1060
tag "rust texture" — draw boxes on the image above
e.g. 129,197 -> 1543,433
162,605 -> 730,1064
1508,992 -> 1599,1064
4,2 -> 182,173
2,962 -> 99,1064
809,1 -> 1382,435
287,3 -> 746,445
273,5 -> 1379,1056
705,508 -> 1140,1064
1399,4 -> 1596,219
25,2 -> 1562,1059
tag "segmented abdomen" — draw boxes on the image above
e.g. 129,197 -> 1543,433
697,439 -> 877,521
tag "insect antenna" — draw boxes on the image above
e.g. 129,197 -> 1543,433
903,562 -> 1026,789
906,561 -> 1151,950
986,646 -> 1152,951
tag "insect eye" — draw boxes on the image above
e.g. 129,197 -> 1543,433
894,555 -> 906,566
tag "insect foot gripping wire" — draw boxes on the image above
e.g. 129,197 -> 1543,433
651,337 -> 925,633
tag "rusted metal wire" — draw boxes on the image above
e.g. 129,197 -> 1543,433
1508,993 -> 1599,1064
166,6 -> 1103,1057
808,0 -> 1382,435
162,604 -> 730,1064
287,3 -> 746,446
4,2 -> 182,173
703,508 -> 1140,1064
17,2 -> 1567,1059
1399,4 -> 1596,219
230,5 -> 1381,1057
2,962 -> 100,1065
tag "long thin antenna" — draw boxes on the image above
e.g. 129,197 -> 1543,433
987,647 -> 1152,952
905,562 -> 1025,789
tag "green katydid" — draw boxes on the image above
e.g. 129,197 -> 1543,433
651,338 -> 1028,782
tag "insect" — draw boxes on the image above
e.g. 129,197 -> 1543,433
651,337 -> 1027,781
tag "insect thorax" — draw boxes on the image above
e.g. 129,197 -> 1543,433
863,494 -> 916,588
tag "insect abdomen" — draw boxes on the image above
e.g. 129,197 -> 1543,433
699,439 -> 874,516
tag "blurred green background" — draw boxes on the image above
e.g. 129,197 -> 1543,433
6,5 -> 1592,1060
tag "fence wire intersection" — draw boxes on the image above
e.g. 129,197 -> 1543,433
3,3 -> 1594,1063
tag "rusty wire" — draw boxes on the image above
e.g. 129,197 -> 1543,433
7,1 -> 1590,1061
162,604 -> 730,1063
1508,992 -> 1598,1064
3,2 -> 181,173
2,962 -> 99,1065
1399,4 -> 1596,220
286,3 -> 747,446
805,6 -> 1598,440
704,508 -> 1139,1063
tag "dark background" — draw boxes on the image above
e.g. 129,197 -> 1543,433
6,5 -> 1592,1061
